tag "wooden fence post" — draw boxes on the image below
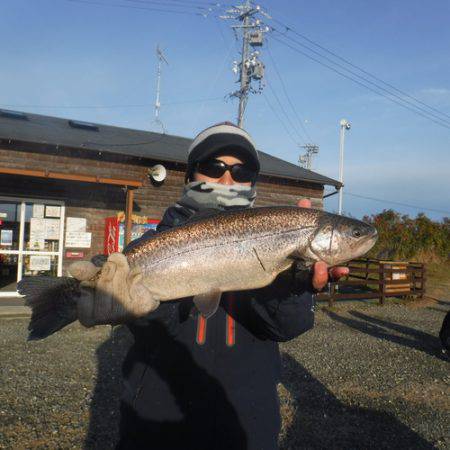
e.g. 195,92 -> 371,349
379,262 -> 385,305
421,264 -> 426,300
328,283 -> 335,308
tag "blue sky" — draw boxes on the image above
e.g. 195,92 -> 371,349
1,0 -> 449,220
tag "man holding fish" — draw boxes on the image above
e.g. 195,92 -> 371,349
19,122 -> 376,449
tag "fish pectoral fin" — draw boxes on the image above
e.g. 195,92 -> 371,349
193,291 -> 222,319
253,247 -> 294,275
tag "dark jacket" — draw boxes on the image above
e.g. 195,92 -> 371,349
118,205 -> 315,450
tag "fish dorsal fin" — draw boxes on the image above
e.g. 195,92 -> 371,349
193,291 -> 222,319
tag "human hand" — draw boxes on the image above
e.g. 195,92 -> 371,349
68,253 -> 159,325
297,199 -> 349,291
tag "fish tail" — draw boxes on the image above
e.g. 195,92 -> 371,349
17,276 -> 81,341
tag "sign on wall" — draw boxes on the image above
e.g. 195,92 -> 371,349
66,217 -> 86,233
65,217 -> 91,248
65,231 -> 92,248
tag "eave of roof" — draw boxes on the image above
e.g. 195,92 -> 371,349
0,109 -> 341,188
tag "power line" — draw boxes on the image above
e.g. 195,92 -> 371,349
266,79 -> 306,143
0,97 -> 224,110
169,0 -> 228,6
265,43 -> 313,142
65,0 -> 206,15
271,34 -> 450,131
270,28 -> 450,128
261,91 -> 299,147
194,39 -> 235,128
123,0 -> 209,10
269,16 -> 450,122
342,192 -> 450,216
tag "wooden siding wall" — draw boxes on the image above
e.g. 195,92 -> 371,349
0,147 -> 323,272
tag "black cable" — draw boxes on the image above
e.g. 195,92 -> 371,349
270,17 -> 450,122
123,0 -> 209,10
261,92 -> 299,146
266,43 -> 313,142
0,97 -> 224,110
266,79 -> 306,143
168,0 -> 225,6
66,0 -> 204,15
271,34 -> 450,131
343,192 -> 450,216
271,28 -> 450,128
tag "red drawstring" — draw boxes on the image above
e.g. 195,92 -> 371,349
195,293 -> 236,347
196,315 -> 207,345
226,293 -> 235,347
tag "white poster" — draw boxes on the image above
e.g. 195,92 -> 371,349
29,255 -> 51,271
32,204 -> 45,218
66,217 -> 86,233
45,205 -> 61,218
44,219 -> 60,240
65,231 -> 92,248
0,229 -> 13,246
29,218 -> 46,250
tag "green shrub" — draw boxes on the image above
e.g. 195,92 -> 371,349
362,210 -> 450,262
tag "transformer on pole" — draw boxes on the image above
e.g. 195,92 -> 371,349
221,1 -> 270,127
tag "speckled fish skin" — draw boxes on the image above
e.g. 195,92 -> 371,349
124,206 -> 377,303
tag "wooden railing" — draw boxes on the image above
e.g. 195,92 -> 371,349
315,258 -> 426,306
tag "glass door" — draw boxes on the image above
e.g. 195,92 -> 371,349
0,200 -> 21,293
0,197 -> 65,297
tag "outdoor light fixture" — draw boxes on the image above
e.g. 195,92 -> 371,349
148,164 -> 167,185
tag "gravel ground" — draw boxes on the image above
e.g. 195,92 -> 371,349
0,299 -> 448,450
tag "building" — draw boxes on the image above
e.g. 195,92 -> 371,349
0,109 -> 340,296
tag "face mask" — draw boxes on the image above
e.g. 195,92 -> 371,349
176,181 -> 257,212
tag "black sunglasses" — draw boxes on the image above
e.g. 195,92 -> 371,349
196,159 -> 257,183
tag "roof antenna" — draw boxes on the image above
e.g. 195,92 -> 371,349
153,45 -> 169,133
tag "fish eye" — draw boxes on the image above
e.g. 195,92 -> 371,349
352,229 -> 361,238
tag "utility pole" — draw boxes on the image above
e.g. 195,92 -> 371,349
338,119 -> 351,215
221,1 -> 269,127
299,144 -> 319,170
154,45 -> 168,127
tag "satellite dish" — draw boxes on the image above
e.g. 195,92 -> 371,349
148,164 -> 167,183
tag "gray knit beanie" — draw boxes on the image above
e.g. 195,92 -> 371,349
185,122 -> 260,183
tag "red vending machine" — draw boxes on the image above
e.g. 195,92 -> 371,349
104,216 -> 160,255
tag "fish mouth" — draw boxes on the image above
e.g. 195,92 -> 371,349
355,232 -> 378,257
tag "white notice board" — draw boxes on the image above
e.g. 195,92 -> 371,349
29,255 -> 51,271
65,231 -> 92,248
66,217 -> 87,233
45,206 -> 61,217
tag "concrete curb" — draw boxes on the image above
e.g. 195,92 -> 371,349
0,306 -> 31,318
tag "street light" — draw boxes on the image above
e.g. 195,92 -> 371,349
338,119 -> 351,215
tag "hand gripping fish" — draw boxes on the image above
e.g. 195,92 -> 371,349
18,206 -> 377,340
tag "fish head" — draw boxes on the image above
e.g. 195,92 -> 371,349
305,214 -> 378,266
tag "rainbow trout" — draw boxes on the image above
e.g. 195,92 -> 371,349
18,206 -> 377,339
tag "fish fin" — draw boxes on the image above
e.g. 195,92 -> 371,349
17,276 -> 80,341
253,246 -> 294,275
193,291 -> 222,319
